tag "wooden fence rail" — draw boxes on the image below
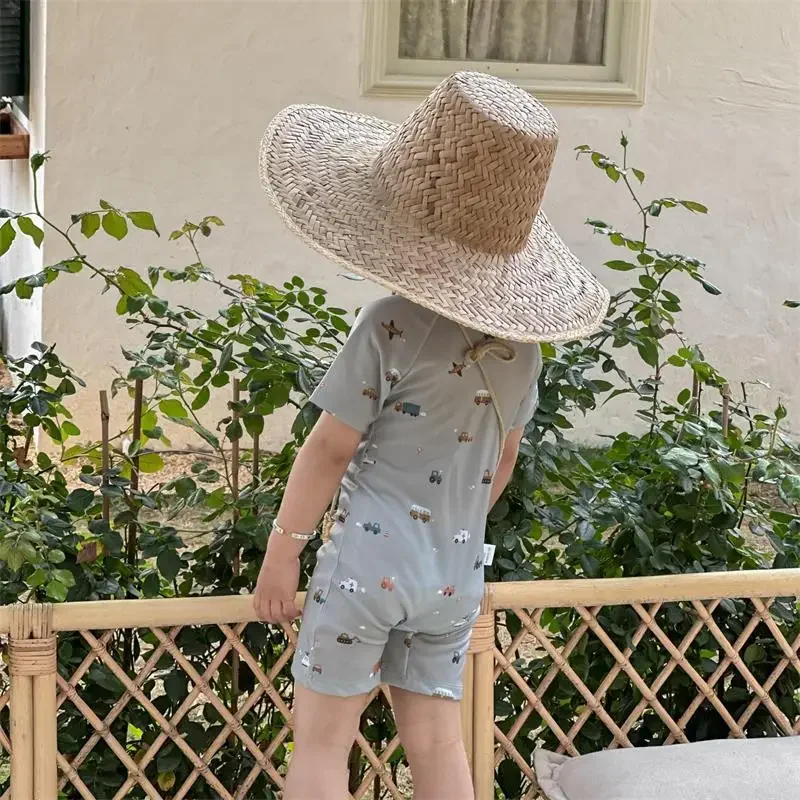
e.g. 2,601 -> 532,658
0,568 -> 798,799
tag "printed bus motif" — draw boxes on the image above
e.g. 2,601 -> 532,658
482,470 -> 494,485
453,529 -> 470,544
474,390 -> 492,406
362,387 -> 379,400
457,432 -> 474,443
409,505 -> 432,523
394,401 -> 423,417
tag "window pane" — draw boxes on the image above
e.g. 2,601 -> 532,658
399,0 -> 608,66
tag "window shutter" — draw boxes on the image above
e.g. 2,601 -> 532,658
0,0 -> 28,99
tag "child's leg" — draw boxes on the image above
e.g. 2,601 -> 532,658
391,686 -> 474,800
285,684 -> 367,800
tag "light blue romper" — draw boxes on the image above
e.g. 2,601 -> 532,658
293,295 -> 541,699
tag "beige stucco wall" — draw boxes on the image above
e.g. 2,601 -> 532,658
32,0 -> 800,447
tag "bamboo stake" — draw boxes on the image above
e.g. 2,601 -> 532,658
10,669 -> 34,800
127,379 -> 143,566
230,379 -> 241,731
99,390 -> 111,523
721,384 -> 731,437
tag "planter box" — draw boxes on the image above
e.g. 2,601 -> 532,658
0,112 -> 30,160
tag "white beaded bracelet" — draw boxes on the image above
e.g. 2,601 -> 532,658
271,521 -> 316,541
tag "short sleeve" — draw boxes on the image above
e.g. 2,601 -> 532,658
511,345 -> 543,430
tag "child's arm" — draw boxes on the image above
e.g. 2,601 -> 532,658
489,428 -> 524,508
253,412 -> 362,624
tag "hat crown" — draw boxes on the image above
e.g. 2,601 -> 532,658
373,72 -> 559,255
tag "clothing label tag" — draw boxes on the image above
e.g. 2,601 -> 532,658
483,544 -> 495,566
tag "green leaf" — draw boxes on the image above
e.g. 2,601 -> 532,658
61,420 -> 81,437
605,165 -> 621,183
45,580 -> 69,602
138,452 -> 165,473
159,399 -> 188,419
243,414 -> 264,437
192,386 -> 210,410
15,279 -> 33,300
0,220 -> 16,256
102,211 -> 128,240
631,168 -> 645,183
699,279 -> 722,296
81,213 -> 101,238
637,339 -> 659,368
127,211 -> 160,236
30,151 -> 49,174
115,295 -> 128,315
67,488 -> 95,514
784,299 -> 800,308
226,419 -> 243,441
17,215 -> 44,247
157,549 -> 182,582
28,568 -> 49,588
681,200 -> 708,214
218,342 -> 233,373
116,267 -> 153,297
605,260 -> 636,272
775,402 -> 788,422
668,355 -> 686,367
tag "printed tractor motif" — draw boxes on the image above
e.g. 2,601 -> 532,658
380,576 -> 396,591
394,401 -> 422,417
336,633 -> 361,645
363,521 -> 382,535
453,529 -> 470,544
449,362 -> 466,377
381,319 -> 404,340
312,589 -> 326,605
473,390 -> 492,406
440,585 -> 456,597
473,556 -> 484,570
362,386 -> 379,400
385,368 -> 401,387
339,578 -> 359,593
429,469 -> 443,485
452,650 -> 463,664
432,687 -> 457,699
457,432 -> 474,443
409,505 -> 432,523
482,470 -> 494,485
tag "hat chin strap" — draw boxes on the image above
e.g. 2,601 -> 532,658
460,327 -> 515,468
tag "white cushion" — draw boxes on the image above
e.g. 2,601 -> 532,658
535,737 -> 800,800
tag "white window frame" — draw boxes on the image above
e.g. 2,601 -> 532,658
361,0 -> 652,105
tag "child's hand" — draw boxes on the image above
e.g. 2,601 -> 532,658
253,552 -> 301,625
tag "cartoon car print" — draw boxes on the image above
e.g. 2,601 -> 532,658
363,521 -> 382,535
440,585 -> 456,598
339,578 -> 359,593
362,456 -> 377,466
394,401 -> 422,417
380,576 -> 395,591
362,387 -> 379,400
311,664 -> 323,675
335,509 -> 350,524
473,556 -> 484,571
429,470 -> 443,485
482,470 -> 494,485
457,432 -> 473,443
453,529 -> 470,544
381,320 -> 404,340
474,390 -> 492,406
300,651 -> 310,668
312,588 -> 326,605
451,650 -> 462,665
385,369 -> 401,387
432,687 -> 457,699
410,505 -> 432,523
336,633 -> 361,645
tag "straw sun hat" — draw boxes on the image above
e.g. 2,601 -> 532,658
259,71 -> 609,343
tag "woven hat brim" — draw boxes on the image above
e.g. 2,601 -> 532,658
259,105 -> 610,343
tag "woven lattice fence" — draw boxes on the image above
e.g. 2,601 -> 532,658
0,570 -> 798,800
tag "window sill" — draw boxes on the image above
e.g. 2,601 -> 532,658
0,113 -> 30,161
